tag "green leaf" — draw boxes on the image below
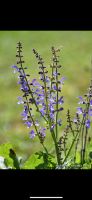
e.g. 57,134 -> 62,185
0,143 -> 14,168
89,151 -> 92,160
35,151 -> 56,169
9,149 -> 20,169
76,152 -> 80,163
23,151 -> 56,169
22,153 -> 43,169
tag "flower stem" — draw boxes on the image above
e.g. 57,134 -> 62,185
50,128 -> 61,165
62,131 -> 79,164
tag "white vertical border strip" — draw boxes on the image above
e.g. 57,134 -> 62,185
30,197 -> 63,199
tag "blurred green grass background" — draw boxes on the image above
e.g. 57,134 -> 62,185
0,31 -> 92,160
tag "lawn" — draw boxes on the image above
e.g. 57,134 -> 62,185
0,31 -> 92,160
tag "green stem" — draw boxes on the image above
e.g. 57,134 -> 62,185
81,118 -> 85,165
83,127 -> 88,163
42,143 -> 49,155
62,131 -> 79,164
74,131 -> 80,163
50,128 -> 61,165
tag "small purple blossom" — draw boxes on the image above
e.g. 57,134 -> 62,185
49,104 -> 54,112
57,119 -> 62,126
40,74 -> 44,81
90,100 -> 92,106
59,107 -> 63,112
53,71 -> 58,77
50,124 -> 55,130
12,65 -> 19,73
60,77 -> 66,84
34,88 -> 41,94
83,111 -> 86,117
77,107 -> 83,115
39,96 -> 44,101
45,76 -> 50,83
85,119 -> 90,128
50,112 -> 55,120
25,121 -> 33,128
53,85 -> 57,90
32,79 -> 42,88
29,130 -> 36,139
73,118 -> 78,123
53,85 -> 61,91
39,127 -> 46,138
77,96 -> 85,104
21,81 -> 29,91
35,120 -> 39,126
58,96 -> 64,105
17,96 -> 24,104
49,97 -> 55,104
88,109 -> 92,116
40,107 -> 46,116
21,106 -> 28,120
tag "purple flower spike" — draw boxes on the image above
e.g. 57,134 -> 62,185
85,119 -> 90,128
29,130 -> 36,139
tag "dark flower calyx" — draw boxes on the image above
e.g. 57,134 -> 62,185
16,55 -> 23,58
38,61 -> 44,64
17,49 -> 22,52
39,72 -> 44,74
29,98 -> 35,104
39,66 -> 46,69
17,61 -> 25,65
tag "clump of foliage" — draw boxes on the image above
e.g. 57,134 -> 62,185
1,42 -> 92,169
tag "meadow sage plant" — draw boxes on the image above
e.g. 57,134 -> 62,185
11,42 -> 92,169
